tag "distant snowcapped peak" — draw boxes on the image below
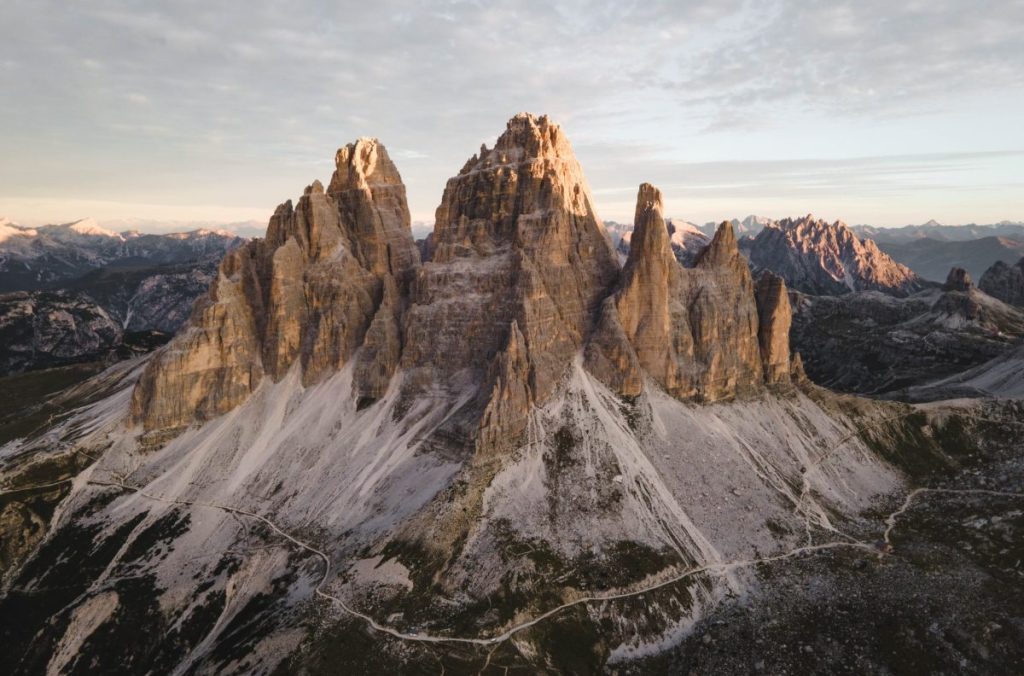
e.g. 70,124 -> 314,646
0,218 -> 38,243
66,217 -> 122,238
665,217 -> 704,236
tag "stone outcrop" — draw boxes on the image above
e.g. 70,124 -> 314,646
943,267 -> 973,292
130,246 -> 265,430
585,183 -> 775,402
754,271 -> 793,384
979,257 -> 1024,307
745,215 -> 923,297
598,183 -> 690,397
132,140 -> 419,431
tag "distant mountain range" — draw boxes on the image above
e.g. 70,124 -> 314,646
0,217 -> 245,291
0,217 -> 245,373
873,236 -> 1024,282
743,215 -> 924,296
853,219 -> 1024,243
791,268 -> 1024,394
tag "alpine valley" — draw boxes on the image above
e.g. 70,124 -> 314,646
2,114 -> 1023,675
0,221 -> 245,374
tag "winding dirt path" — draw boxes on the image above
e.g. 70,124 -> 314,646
882,487 -> 1024,547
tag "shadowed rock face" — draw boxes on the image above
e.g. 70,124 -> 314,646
979,257 -> 1024,307
943,267 -> 973,292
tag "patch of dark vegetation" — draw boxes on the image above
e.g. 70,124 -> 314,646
524,604 -> 609,674
206,562 -> 304,671
861,410 -> 960,478
11,509 -> 147,592
549,426 -> 580,469
279,616 -> 470,675
0,507 -> 147,673
355,396 -> 377,411
65,575 -> 168,674
764,517 -> 791,537
117,509 -> 191,566
0,363 -> 105,445
619,394 -> 642,432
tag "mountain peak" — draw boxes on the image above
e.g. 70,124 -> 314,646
586,182 -> 771,402
328,137 -> 403,193
461,113 -> 573,176
0,218 -> 37,243
412,113 -> 618,427
634,182 -> 663,221
65,217 -> 121,238
749,214 -> 922,296
695,221 -> 741,268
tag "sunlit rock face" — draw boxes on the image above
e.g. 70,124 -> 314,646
131,141 -> 419,432
132,114 -> 797,441
586,183 -> 780,403
401,113 -> 621,451
746,215 -> 924,297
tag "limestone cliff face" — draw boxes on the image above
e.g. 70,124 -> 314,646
401,113 -> 620,450
586,183 -> 694,397
130,246 -> 265,431
328,140 -> 419,281
132,141 -> 418,431
132,116 -> 798,441
585,184 -> 775,402
754,271 -> 793,384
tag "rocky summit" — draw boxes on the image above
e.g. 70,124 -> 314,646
131,139 -> 419,432
585,183 -> 791,402
2,114 -> 1023,675
979,255 -> 1024,307
745,214 -> 924,296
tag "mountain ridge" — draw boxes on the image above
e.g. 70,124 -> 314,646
745,215 -> 924,296
2,114 -> 1022,674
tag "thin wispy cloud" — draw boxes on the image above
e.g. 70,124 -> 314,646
0,0 -> 1021,227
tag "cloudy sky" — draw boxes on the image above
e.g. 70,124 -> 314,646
1,0 -> 1022,230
